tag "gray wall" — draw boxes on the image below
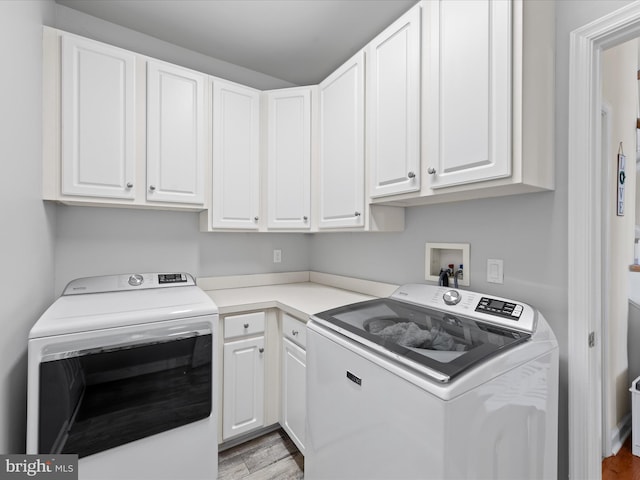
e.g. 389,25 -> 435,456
0,0 -> 56,454
54,207 -> 310,295
310,191 -> 570,471
2,2 -> 637,478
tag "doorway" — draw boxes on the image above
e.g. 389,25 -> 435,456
568,2 -> 640,479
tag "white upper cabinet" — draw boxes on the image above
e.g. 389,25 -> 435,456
368,0 -> 554,206
146,60 -> 206,205
60,34 -> 136,199
44,28 -> 209,210
367,3 -> 421,198
265,87 -> 312,230
211,80 -> 261,229
317,51 -> 365,229
425,0 -> 511,189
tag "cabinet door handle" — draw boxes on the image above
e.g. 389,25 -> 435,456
427,167 -> 436,175
303,216 -> 308,221
149,185 -> 156,191
254,216 -> 259,222
126,182 -> 133,189
354,211 -> 361,217
244,323 -> 249,328
259,348 -> 264,353
407,171 -> 416,179
292,330 -> 299,336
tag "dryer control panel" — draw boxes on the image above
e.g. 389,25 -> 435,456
63,272 -> 195,295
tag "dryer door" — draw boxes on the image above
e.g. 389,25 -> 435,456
35,321 -> 212,457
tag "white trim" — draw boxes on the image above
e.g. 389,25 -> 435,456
600,102 -> 613,458
568,3 -> 640,479
609,412 -> 632,457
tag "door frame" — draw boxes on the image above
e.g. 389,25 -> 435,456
600,101 -> 614,456
568,3 -> 640,478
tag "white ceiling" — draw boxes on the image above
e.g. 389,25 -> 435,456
55,0 -> 418,86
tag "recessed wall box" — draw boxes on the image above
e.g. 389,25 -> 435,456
425,243 -> 470,287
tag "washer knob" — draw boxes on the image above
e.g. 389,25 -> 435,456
443,289 -> 461,305
128,274 -> 144,286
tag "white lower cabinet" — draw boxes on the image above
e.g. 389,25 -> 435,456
219,309 -> 307,454
281,314 -> 307,454
222,312 -> 266,440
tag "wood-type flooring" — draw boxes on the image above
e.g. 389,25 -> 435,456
218,429 -> 303,480
223,428 -> 640,480
603,436 -> 640,480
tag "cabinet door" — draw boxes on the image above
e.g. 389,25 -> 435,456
61,35 -> 136,199
318,52 -> 365,229
425,0 -> 511,189
266,88 -> 311,230
282,337 -> 306,454
146,60 -> 206,204
223,336 -> 265,440
368,4 -> 421,198
211,80 -> 261,229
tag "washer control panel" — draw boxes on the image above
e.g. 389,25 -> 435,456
475,297 -> 523,320
443,290 -> 462,305
391,284 -> 537,334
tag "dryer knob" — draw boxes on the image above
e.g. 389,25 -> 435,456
128,274 -> 144,287
443,289 -> 461,305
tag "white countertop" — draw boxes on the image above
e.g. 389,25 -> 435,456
199,272 -> 399,320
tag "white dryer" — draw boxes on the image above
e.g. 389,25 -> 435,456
27,273 -> 218,480
306,284 -> 558,480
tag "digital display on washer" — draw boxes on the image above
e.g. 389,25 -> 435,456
475,297 -> 523,320
313,298 -> 530,382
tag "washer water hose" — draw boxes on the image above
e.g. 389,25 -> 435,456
439,269 -> 449,287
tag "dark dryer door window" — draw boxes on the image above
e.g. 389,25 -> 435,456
38,330 -> 212,457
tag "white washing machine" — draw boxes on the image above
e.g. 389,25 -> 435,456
27,273 -> 218,480
306,284 -> 558,480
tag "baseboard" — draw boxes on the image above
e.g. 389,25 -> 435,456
609,412 -> 632,456
217,423 -> 281,452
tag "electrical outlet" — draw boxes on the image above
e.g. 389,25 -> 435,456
487,259 -> 504,284
273,249 -> 282,263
